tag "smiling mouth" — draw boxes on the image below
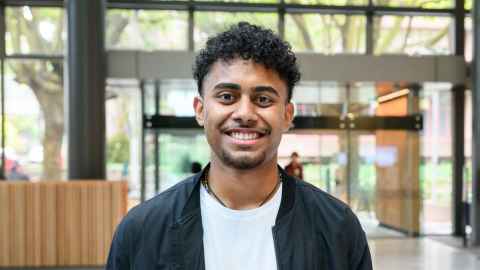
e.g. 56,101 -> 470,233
224,129 -> 268,142
229,132 -> 261,140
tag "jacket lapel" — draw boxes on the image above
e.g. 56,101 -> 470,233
172,166 -> 206,270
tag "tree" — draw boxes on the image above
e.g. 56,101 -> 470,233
7,8 -> 64,179
6,7 -> 129,179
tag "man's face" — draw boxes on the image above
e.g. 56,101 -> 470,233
193,58 -> 294,170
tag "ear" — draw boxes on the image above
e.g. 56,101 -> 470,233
193,96 -> 205,126
283,102 -> 294,132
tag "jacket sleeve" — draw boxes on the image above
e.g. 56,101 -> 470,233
346,209 -> 373,270
106,218 -> 132,270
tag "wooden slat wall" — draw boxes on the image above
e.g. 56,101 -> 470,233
0,181 -> 128,267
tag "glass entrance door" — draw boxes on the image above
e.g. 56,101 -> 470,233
141,79 -> 423,237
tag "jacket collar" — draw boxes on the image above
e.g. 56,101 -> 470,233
173,163 -> 297,270
178,163 -> 296,223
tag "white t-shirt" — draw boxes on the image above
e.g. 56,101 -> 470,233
200,183 -> 282,270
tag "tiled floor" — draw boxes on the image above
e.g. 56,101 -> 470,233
1,238 -> 479,270
370,238 -> 480,270
359,216 -> 405,238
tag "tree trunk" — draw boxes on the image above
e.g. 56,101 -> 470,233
42,107 -> 64,180
28,75 -> 64,180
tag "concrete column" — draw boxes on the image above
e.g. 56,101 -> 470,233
67,0 -> 106,179
471,0 -> 480,246
452,85 -> 465,236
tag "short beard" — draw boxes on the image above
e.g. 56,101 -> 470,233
220,149 -> 266,170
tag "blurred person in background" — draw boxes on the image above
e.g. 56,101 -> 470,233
285,151 -> 303,180
7,161 -> 30,181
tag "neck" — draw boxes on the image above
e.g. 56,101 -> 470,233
207,158 -> 280,210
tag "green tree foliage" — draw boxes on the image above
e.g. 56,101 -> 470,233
107,133 -> 130,164
465,0 -> 472,9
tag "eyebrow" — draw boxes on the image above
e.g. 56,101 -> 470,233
253,86 -> 280,97
213,83 -> 280,98
213,83 -> 241,91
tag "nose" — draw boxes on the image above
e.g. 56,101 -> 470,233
231,96 -> 258,125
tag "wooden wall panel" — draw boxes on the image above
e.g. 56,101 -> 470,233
0,181 -> 127,267
56,183 -> 66,266
65,183 -> 83,266
42,183 -> 57,266
375,95 -> 421,234
25,183 -> 41,266
11,183 -> 26,266
0,183 -> 10,266
79,183 -> 90,265
102,184 -> 113,262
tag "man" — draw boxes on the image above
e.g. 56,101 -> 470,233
106,22 -> 372,270
285,152 -> 303,180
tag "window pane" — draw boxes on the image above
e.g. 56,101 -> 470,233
0,64 -> 3,177
5,60 -> 65,180
159,80 -> 197,116
465,0 -> 472,10
374,16 -> 454,55
6,7 -> 65,55
285,14 -> 365,53
106,9 -> 188,50
143,133 -> 203,200
194,12 -> 278,50
143,79 -> 197,117
154,131 -> 209,195
292,81 -> 346,116
465,90 -> 472,203
465,16 -> 472,62
284,0 -> 367,5
200,0 -> 278,2
372,0 -> 453,8
419,83 -> 453,234
292,81 -> 376,116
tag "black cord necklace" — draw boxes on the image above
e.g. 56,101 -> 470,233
201,168 -> 282,208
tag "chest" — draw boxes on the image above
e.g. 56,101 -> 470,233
202,210 -> 278,270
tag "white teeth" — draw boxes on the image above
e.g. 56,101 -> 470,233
231,132 -> 259,140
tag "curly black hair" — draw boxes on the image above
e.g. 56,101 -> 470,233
193,22 -> 301,102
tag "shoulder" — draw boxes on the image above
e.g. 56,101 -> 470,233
295,179 -> 350,218
294,179 -> 371,265
115,175 -> 197,240
294,179 -> 364,237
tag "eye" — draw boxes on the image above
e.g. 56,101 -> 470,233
256,95 -> 273,107
217,92 -> 235,103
